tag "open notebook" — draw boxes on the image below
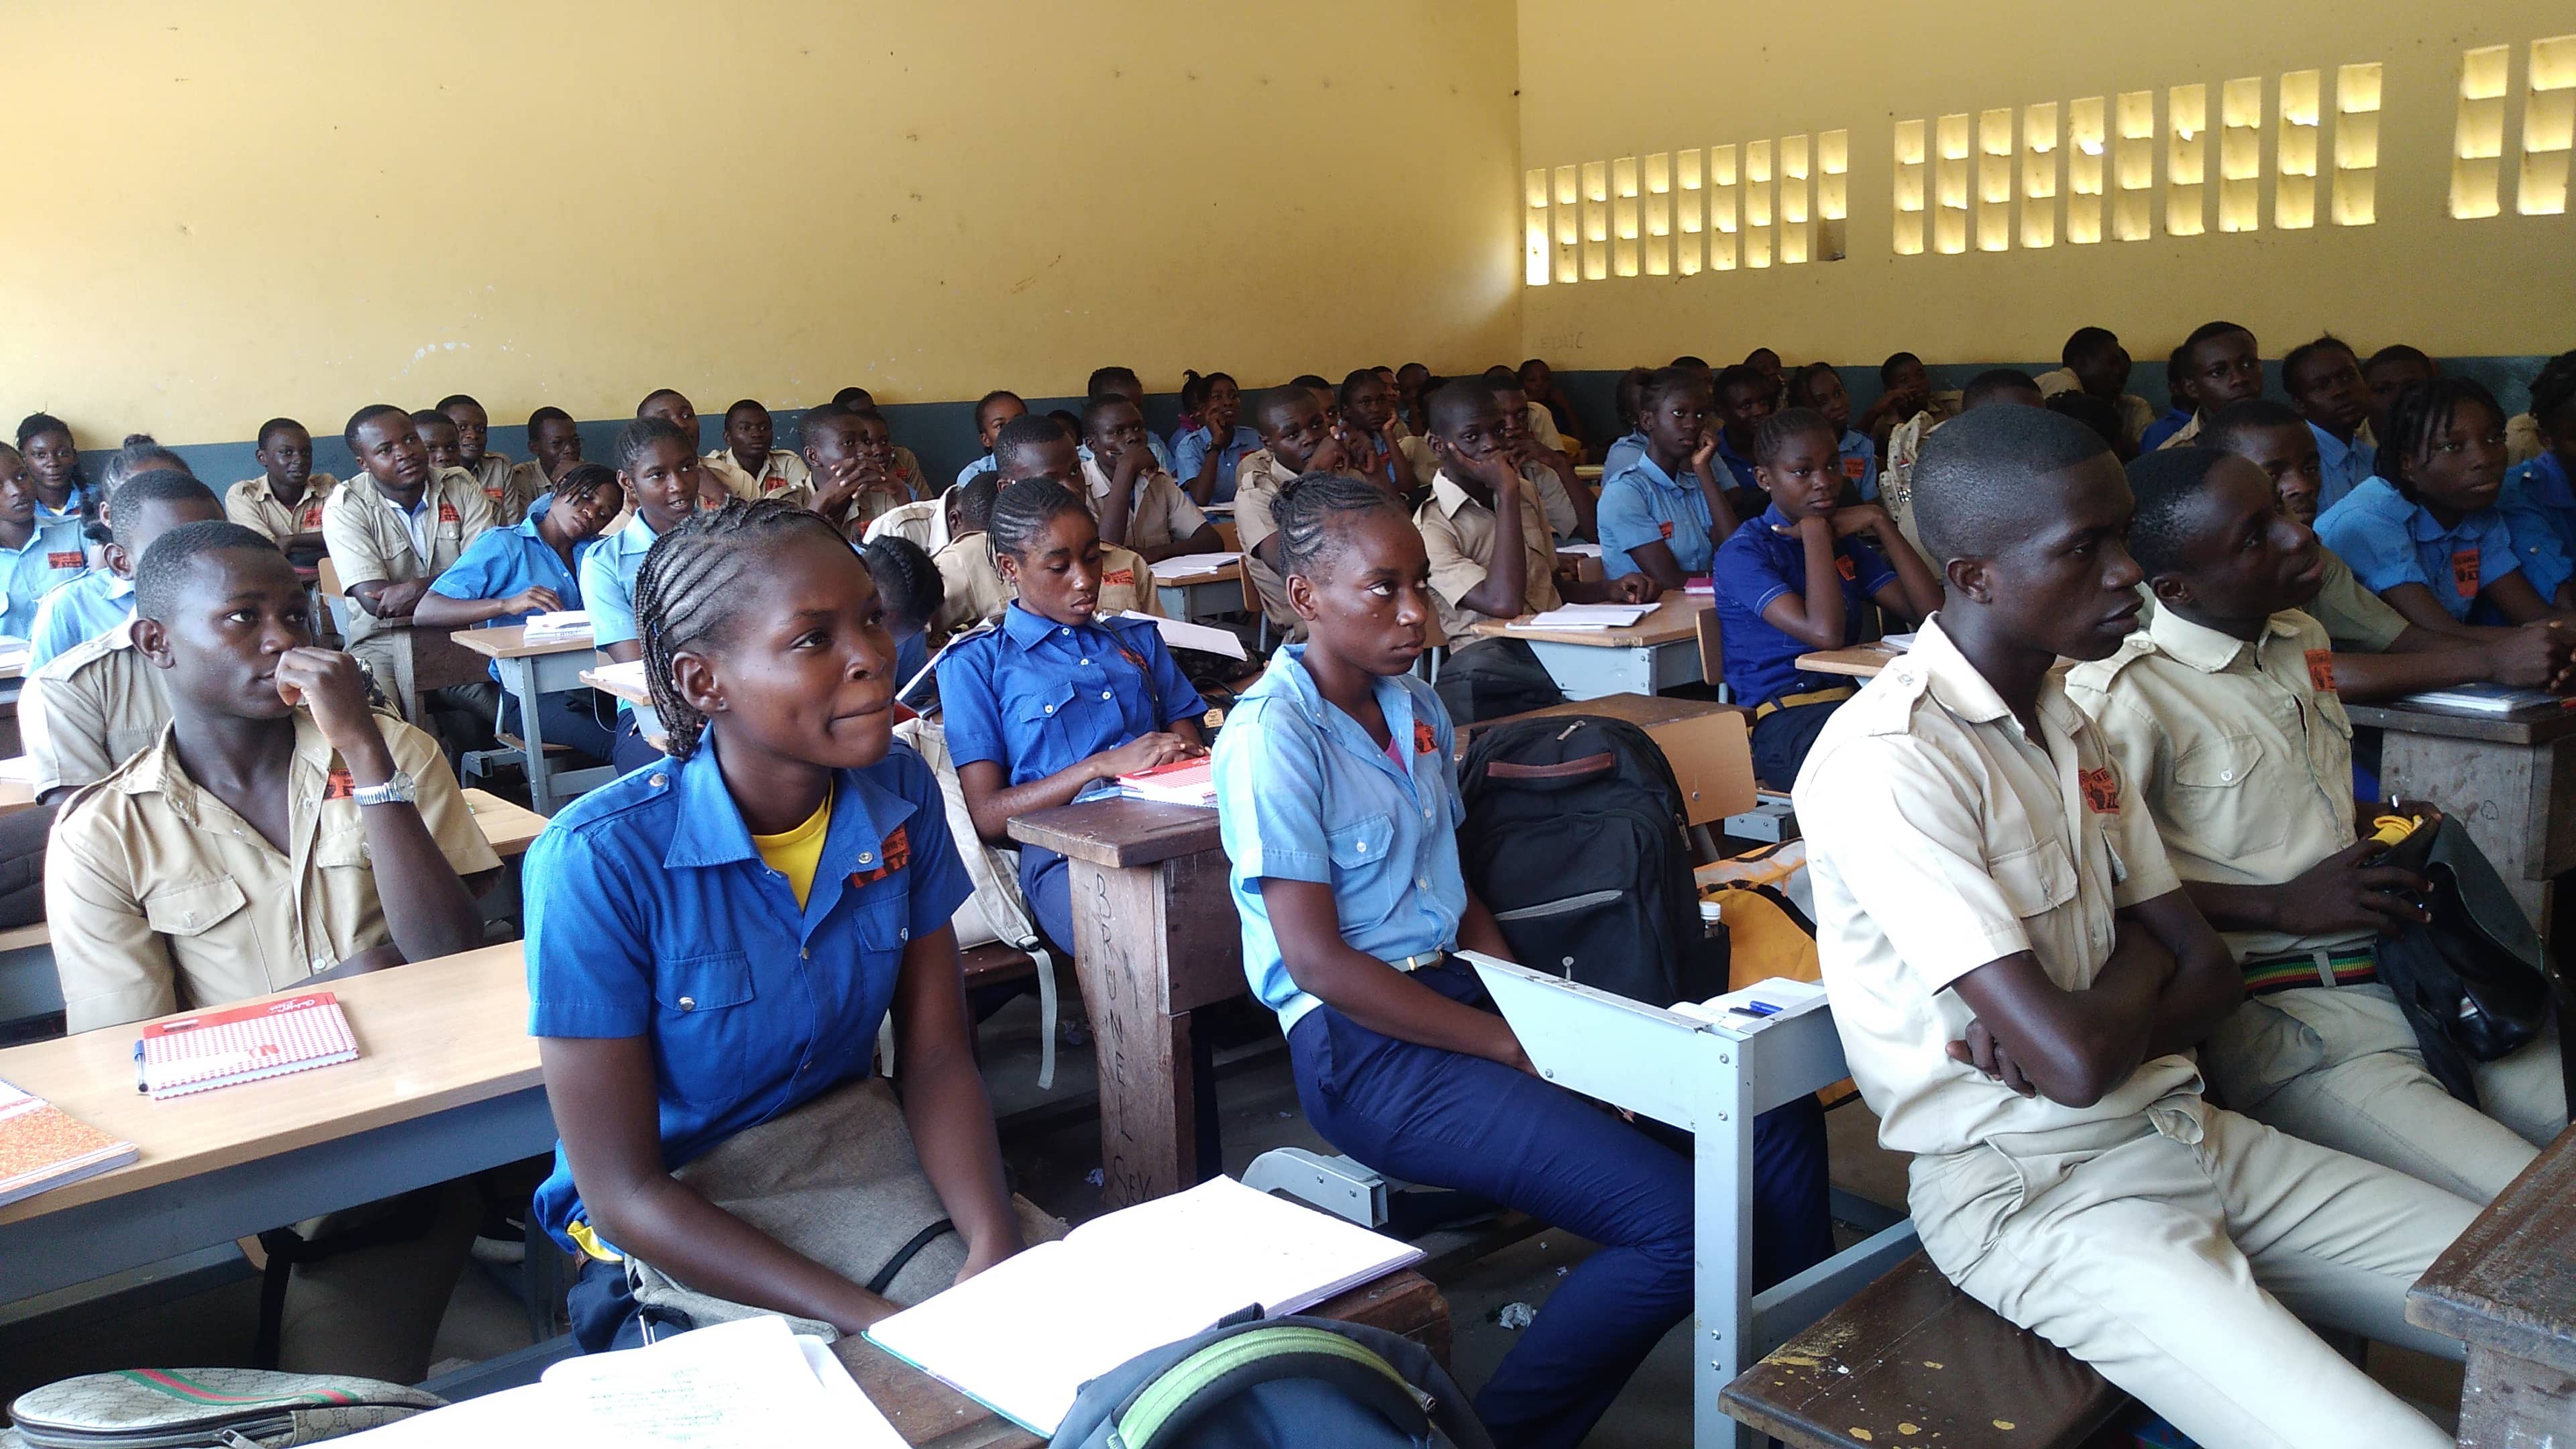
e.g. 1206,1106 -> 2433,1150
864,1175 -> 1421,1435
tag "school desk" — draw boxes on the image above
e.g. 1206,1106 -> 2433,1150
578,657 -> 670,752
1792,643 -> 1904,679
2408,1124 -> 2576,1446
0,943 -> 547,1303
1466,596 -> 1713,700
451,625 -> 621,815
1460,692 -> 1758,828
2346,697 -> 2576,939
1150,557 -> 1245,625
1004,797 -> 1236,1208
833,1267 -> 1452,1448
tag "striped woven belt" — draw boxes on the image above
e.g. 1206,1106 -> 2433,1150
2241,945 -> 2378,997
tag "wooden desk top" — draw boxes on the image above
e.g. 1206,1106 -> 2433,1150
0,943 -> 537,1228
835,1268 -> 1448,1448
1471,594 -> 1711,648
462,788 -> 547,856
1006,797 -> 1223,869
2343,698 -> 2576,747
581,664 -> 651,707
1795,644 -> 1904,679
450,624 -> 595,659
2408,1124 -> 2576,1374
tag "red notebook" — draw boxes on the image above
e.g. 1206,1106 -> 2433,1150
1114,757 -> 1216,807
138,991 -> 360,1100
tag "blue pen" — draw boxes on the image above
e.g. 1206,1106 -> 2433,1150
132,1040 -> 146,1094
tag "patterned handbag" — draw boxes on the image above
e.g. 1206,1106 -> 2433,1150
6,1367 -> 441,1448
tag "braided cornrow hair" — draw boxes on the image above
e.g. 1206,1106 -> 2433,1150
2528,350 -> 2576,433
633,498 -> 852,760
2379,377 -> 2505,502
988,478 -> 1089,562
1274,470 -> 1407,582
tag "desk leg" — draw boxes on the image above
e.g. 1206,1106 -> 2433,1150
2454,1347 -> 2576,1446
1065,857 -> 1196,1209
502,657 -> 557,816
1695,1046 -> 1757,1449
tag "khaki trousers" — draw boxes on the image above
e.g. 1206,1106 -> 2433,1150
1911,1095 -> 2477,1449
2205,982 -> 2563,1203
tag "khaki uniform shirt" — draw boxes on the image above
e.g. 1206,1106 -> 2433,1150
46,710 -> 502,1033
22,621 -> 170,796
224,475 -> 338,544
321,468 -> 497,652
703,447 -> 814,506
1416,472 -> 1562,641
2033,368 -> 2159,453
505,460 -> 557,516
892,445 -> 929,500
2303,547 -> 2409,653
470,454 -> 532,525
928,535 -> 1162,639
2157,413 -> 2207,451
1524,400 -> 1566,453
1083,456 -> 1209,555
1880,410 -> 1937,561
2507,412 -> 2541,468
861,497 -> 948,553
1395,434 -> 1441,492
2068,607 -> 2361,963
1792,616 -> 2192,1159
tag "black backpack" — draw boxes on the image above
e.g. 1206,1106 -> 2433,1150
1048,1318 -> 1493,1449
1457,715 -> 1722,1006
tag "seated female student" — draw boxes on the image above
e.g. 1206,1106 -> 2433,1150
1785,361 -> 1880,500
16,413 -> 93,526
935,480 -> 1206,955
1170,370 -> 1258,506
1216,473 -> 1827,1449
2315,378 -> 2576,629
416,462 -> 625,765
2499,350 -> 2576,600
583,418 -> 706,773
529,500 -> 1036,1349
858,534 -> 943,687
1596,366 -> 1743,590
1713,409 -> 1942,788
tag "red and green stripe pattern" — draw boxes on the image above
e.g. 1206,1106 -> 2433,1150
113,1369 -> 357,1407
2242,949 -> 2377,998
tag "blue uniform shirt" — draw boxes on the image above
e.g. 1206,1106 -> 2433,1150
578,513 -> 665,709
428,515 -> 596,681
1837,429 -> 1881,501
1711,504 -> 1898,708
937,606 -> 1208,789
954,453 -> 998,490
2310,422 -> 2378,514
0,521 -> 91,644
28,568 -> 133,669
2139,407 -> 2195,453
1212,647 -> 1467,1034
524,738 -> 973,1254
2500,452 -> 2576,604
1601,430 -> 1648,481
2314,475 -> 2525,624
1169,425 -> 1261,504
1715,432 -> 1763,494
1597,453 -> 1719,578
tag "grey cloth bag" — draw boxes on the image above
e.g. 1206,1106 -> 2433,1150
623,1075 -> 1065,1340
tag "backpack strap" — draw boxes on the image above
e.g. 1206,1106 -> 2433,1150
1109,1324 -> 1432,1449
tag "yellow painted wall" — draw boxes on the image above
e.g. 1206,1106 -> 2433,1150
1515,2 -> 2576,372
0,1 -> 1523,446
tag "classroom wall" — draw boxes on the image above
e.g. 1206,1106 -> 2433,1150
1513,2 -> 2576,377
0,1 -> 1523,462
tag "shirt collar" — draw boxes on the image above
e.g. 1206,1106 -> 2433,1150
123,710 -> 335,820
105,572 -> 136,601
1429,473 -> 1483,519
2142,604 -> 2294,674
616,512 -> 663,552
1260,645 -> 1422,757
1756,502 -> 1794,532
1616,452 -> 1686,492
661,739 -> 920,881
1909,614 -> 2031,729
1002,600 -> 1088,650
2309,421 -> 2363,470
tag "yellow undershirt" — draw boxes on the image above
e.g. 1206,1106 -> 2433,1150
750,787 -> 833,909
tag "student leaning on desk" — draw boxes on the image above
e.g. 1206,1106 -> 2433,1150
42,521 -> 502,1383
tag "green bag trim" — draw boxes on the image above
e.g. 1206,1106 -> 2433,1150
1111,1326 -> 1416,1449
113,1370 -> 355,1409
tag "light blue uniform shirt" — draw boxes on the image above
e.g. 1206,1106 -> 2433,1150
2310,422 -> 2378,514
2500,452 -> 2576,604
954,454 -> 998,490
1169,425 -> 1261,504
34,484 -> 93,527
936,606 -> 1207,790
1837,429 -> 1881,501
577,513 -> 664,710
0,520 -> 91,644
1601,430 -> 1648,481
427,511 -> 597,682
28,568 -> 133,668
2315,475 -> 2525,624
524,737 -> 972,1254
1212,647 -> 1467,1034
1597,453 -> 1720,578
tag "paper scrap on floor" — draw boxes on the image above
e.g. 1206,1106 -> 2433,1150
1149,551 -> 1243,578
1509,602 -> 1654,631
339,1316 -> 904,1449
1116,608 -> 1247,661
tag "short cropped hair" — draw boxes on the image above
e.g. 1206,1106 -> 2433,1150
2124,447 -> 2233,578
1961,369 -> 2043,411
134,521 -> 281,623
1911,406 -> 2111,566
2198,398 -> 2306,454
109,470 -> 219,556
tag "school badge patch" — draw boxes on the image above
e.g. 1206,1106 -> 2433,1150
849,826 -> 911,888
2304,648 -> 2337,694
2450,548 -> 2479,598
2078,766 -> 2119,814
1414,720 -> 1438,755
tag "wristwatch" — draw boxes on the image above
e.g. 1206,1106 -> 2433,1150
349,771 -> 418,808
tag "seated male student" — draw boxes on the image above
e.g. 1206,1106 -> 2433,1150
1715,409 -> 1940,786
1483,368 -> 1594,542
225,418 -> 337,566
1880,368 -> 2044,560
0,441 -> 92,645
584,417 -> 705,773
2279,336 -> 2378,513
322,404 -> 500,753
1707,363 -> 1778,504
1083,366 -> 1176,473
928,474 -> 1008,638
2151,320 -> 2266,452
413,409 -> 466,477
2069,448 -> 2567,1209
703,398 -> 814,504
2363,344 -> 2440,445
2033,325 -> 2157,454
953,390 -> 1027,490
415,462 -> 624,765
1597,366 -> 1743,590
830,386 -> 932,496
438,394 -> 523,525
1794,406 -> 2481,1449
1081,393 -> 1222,564
48,521 -> 501,1381
32,469 -> 225,669
1236,384 -> 1366,634
802,403 -> 916,537
1415,380 -> 1657,724
510,407 -> 584,512
932,416 -> 1163,634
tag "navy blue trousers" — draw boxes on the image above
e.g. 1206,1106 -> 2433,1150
1287,957 -> 1829,1449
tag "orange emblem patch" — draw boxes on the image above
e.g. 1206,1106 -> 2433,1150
2079,766 -> 2119,814
2451,548 -> 2479,598
322,766 -> 356,801
1102,568 -> 1134,588
1842,456 -> 1866,480
44,551 -> 83,570
1658,520 -> 1676,539
1834,555 -> 1858,582
849,826 -> 911,888
437,502 -> 462,526
1414,720 -> 1438,755
2304,647 -> 2337,694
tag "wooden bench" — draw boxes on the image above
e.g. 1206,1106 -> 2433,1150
1721,1253 -> 2129,1449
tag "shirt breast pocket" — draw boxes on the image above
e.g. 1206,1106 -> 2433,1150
1015,678 -> 1080,737
142,877 -> 249,941
652,951 -> 759,1104
2169,732 -> 2288,854
1326,812 -> 1403,926
1989,837 -> 2077,922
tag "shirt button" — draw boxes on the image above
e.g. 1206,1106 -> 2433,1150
677,996 -> 696,1012
900,927 -> 910,941
800,948 -> 810,960
2220,769 -> 2235,782
1102,690 -> 1114,700
1044,704 -> 1055,714
858,853 -> 873,865
649,772 -> 667,788
1417,876 -> 1431,889
1080,658 -> 1091,665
